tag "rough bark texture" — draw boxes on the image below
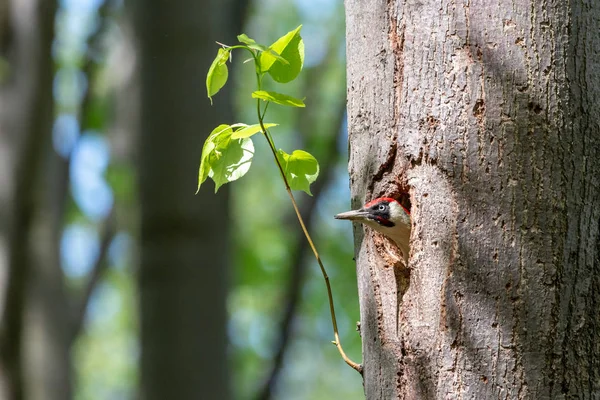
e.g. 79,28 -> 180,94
131,0 -> 245,399
345,0 -> 600,398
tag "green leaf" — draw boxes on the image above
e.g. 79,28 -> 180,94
197,124 -> 231,193
236,34 -> 289,65
197,124 -> 255,193
259,25 -> 303,81
267,32 -> 304,83
237,33 -> 267,52
237,33 -> 257,45
276,149 -> 319,195
210,134 -> 255,192
264,49 -> 290,65
231,123 -> 278,139
206,48 -> 230,104
252,91 -> 305,107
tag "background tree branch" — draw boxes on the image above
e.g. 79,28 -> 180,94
70,208 -> 117,343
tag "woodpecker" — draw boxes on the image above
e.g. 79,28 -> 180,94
335,197 -> 411,264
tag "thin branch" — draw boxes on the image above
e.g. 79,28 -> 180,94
255,100 -> 347,400
260,118 -> 362,373
61,1 -> 116,345
252,34 -> 362,379
254,29 -> 359,399
70,208 -> 117,342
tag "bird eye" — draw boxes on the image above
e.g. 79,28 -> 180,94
378,204 -> 386,211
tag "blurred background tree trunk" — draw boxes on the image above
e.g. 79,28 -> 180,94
345,0 -> 599,398
0,0 -> 71,399
130,0 -> 247,399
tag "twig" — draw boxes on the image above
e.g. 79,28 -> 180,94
256,101 -> 362,373
256,101 -> 347,400
250,32 -> 362,395
70,208 -> 117,342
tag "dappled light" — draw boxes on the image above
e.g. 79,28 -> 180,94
0,0 -> 362,399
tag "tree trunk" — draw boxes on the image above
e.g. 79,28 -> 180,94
345,0 -> 600,398
131,0 -> 246,399
0,0 -> 64,399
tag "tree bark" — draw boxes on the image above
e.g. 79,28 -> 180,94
131,0 -> 246,399
345,0 -> 600,398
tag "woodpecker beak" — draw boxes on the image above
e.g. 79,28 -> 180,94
334,209 -> 370,221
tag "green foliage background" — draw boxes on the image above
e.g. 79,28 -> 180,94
61,0 -> 364,399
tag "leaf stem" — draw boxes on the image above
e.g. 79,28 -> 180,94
255,98 -> 363,374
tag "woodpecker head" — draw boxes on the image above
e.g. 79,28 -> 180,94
335,197 -> 411,263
